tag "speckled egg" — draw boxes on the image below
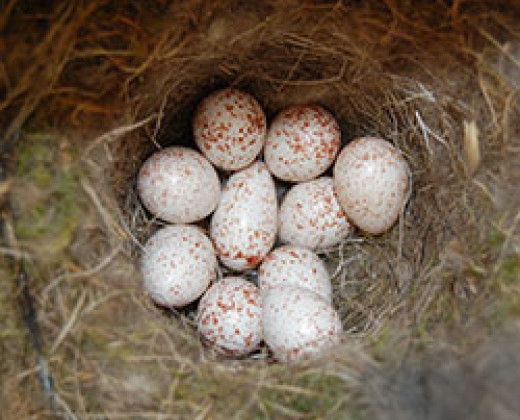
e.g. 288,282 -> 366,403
210,162 -> 278,271
263,286 -> 343,363
141,225 -> 217,307
264,105 -> 341,182
333,137 -> 410,235
258,245 -> 332,302
196,277 -> 263,356
137,146 -> 221,223
278,177 -> 351,251
193,88 -> 267,171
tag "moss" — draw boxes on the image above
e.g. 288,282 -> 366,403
486,228 -> 507,247
490,296 -> 520,325
259,372 -> 350,418
489,253 -> 520,324
0,267 -> 24,344
16,134 -> 54,169
13,133 -> 83,261
370,327 -> 392,362
500,256 -> 520,285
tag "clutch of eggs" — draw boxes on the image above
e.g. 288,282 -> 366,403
136,87 -> 414,363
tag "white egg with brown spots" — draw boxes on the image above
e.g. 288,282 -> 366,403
333,137 -> 410,235
264,105 -> 341,182
278,177 -> 351,251
137,146 -> 220,223
141,225 -> 217,308
210,162 -> 278,271
196,277 -> 263,356
258,245 -> 332,302
262,286 -> 343,363
194,88 -> 267,171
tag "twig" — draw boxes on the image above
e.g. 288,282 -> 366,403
2,211 -> 57,411
53,393 -> 80,420
81,177 -> 125,239
50,289 -> 87,354
81,115 -> 157,157
117,212 -> 145,252
41,245 -> 122,299
0,246 -> 32,260
398,163 -> 413,260
17,264 -> 57,408
415,110 -> 448,155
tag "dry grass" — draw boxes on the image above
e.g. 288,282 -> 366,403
1,0 -> 520,418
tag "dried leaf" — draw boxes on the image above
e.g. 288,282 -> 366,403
463,120 -> 481,176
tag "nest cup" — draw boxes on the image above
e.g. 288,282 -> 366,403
9,1 -> 519,417
108,2 -> 506,336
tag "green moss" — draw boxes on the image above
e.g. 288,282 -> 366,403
491,298 -> 520,324
370,327 -> 391,361
486,228 -> 506,247
16,134 -> 53,170
500,256 -> 520,285
13,133 -> 83,260
16,133 -> 56,188
259,372 -> 349,418
14,176 -> 80,252
416,310 -> 433,339
489,252 -> 520,322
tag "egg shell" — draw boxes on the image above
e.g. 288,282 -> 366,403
210,161 -> 278,271
278,177 -> 352,251
262,286 -> 343,363
193,88 -> 267,171
141,225 -> 217,307
196,277 -> 263,356
333,137 -> 410,235
258,245 -> 332,302
264,105 -> 341,182
137,146 -> 221,223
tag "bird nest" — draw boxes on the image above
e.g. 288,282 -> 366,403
2,1 -> 520,418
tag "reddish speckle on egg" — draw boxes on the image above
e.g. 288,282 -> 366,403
193,88 -> 267,171
196,277 -> 263,356
258,245 -> 332,302
278,177 -> 351,251
210,162 -> 278,271
262,286 -> 343,363
141,225 -> 217,307
333,136 -> 411,235
264,105 -> 341,182
137,146 -> 221,223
